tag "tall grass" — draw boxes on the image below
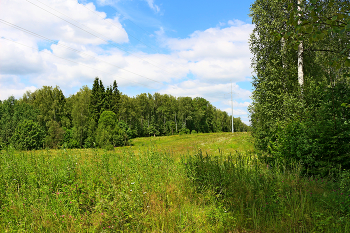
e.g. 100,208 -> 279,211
0,146 -> 232,232
1,133 -> 349,232
184,150 -> 350,232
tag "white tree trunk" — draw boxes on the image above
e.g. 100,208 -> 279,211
298,0 -> 304,89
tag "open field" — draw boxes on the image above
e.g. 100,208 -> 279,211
1,132 -> 350,232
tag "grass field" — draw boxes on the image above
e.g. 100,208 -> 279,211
1,132 -> 350,232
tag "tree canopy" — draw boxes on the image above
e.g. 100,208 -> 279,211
249,0 -> 350,176
0,78 -> 250,150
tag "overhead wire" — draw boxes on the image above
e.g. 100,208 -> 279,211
76,0 -> 161,54
75,0 -> 187,69
1,37 -> 154,89
0,19 -> 163,85
25,0 -> 174,74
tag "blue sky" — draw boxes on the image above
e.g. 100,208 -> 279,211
0,0 -> 255,124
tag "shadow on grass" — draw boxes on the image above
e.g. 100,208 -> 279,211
183,150 -> 350,232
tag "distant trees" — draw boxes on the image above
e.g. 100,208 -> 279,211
11,120 -> 44,150
0,77 -> 250,150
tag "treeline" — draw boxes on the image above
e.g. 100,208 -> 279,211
249,0 -> 350,176
0,77 -> 250,150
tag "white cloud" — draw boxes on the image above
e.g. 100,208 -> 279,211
0,75 -> 37,100
223,108 -> 247,116
160,20 -> 254,83
0,39 -> 45,75
144,0 -> 160,13
0,0 -> 128,46
223,101 -> 251,108
159,80 -> 251,102
0,0 -> 253,123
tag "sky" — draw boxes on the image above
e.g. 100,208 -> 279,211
0,0 -> 255,125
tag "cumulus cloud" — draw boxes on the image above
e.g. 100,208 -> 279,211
0,0 -> 128,46
0,0 -> 254,122
0,75 -> 37,100
161,20 -> 254,83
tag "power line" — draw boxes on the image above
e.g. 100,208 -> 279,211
25,0 -> 172,73
76,0 -> 160,54
1,37 -> 154,89
75,0 -> 187,69
0,19 -> 163,85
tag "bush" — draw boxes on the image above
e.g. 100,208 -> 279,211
179,128 -> 190,135
271,83 -> 350,177
96,111 -> 129,148
11,120 -> 45,150
44,120 -> 64,148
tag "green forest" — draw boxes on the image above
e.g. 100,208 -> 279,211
0,77 -> 250,150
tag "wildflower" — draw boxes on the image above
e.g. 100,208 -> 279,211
131,182 -> 135,185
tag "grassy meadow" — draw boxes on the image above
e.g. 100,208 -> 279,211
1,132 -> 350,232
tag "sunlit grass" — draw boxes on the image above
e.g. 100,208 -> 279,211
1,132 -> 349,232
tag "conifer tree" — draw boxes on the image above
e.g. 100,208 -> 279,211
111,80 -> 120,117
90,77 -> 101,123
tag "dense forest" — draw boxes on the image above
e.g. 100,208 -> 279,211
0,77 -> 250,150
249,0 -> 350,176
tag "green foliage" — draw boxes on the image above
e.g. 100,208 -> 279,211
3,79 -> 249,150
249,0 -> 350,176
95,111 -> 129,148
96,111 -> 116,148
281,0 -> 350,70
61,127 -> 79,149
0,96 -> 40,149
272,83 -> 350,176
71,86 -> 91,148
10,119 -> 44,150
22,86 -> 67,128
44,120 -> 65,149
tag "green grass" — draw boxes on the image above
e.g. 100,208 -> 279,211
0,132 -> 349,232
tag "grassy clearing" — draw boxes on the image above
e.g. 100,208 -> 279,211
0,132 -> 349,232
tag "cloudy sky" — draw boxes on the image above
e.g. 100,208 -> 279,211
0,0 -> 255,124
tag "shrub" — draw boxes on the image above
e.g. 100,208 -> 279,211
44,120 -> 65,148
96,111 -> 129,148
11,119 -> 45,150
179,128 -> 190,135
271,83 -> 350,177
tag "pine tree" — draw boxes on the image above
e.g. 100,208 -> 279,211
90,77 -> 101,123
111,80 -> 120,117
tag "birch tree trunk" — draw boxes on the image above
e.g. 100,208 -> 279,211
298,0 -> 304,90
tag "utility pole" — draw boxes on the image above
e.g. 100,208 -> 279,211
231,81 -> 234,134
